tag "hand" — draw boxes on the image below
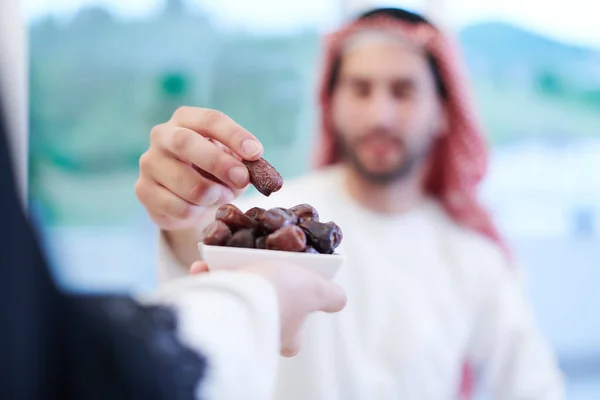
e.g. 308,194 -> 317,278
190,261 -> 347,357
135,107 -> 264,231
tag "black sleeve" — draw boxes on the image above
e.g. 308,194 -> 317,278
0,96 -> 206,400
62,295 -> 208,400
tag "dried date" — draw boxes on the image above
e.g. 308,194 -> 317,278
258,208 -> 297,233
206,202 -> 342,255
216,204 -> 260,231
290,204 -> 319,224
245,207 -> 266,220
299,220 -> 342,254
255,236 -> 267,249
202,220 -> 232,246
226,229 -> 256,249
325,221 -> 343,249
265,225 -> 306,252
243,158 -> 283,197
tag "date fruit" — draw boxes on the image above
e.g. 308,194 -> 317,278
203,203 -> 342,255
258,208 -> 297,233
265,225 -> 306,252
245,207 -> 266,220
290,204 -> 319,224
325,221 -> 343,249
202,220 -> 232,246
216,204 -> 259,231
299,220 -> 341,254
255,236 -> 267,249
226,229 -> 256,249
243,158 -> 283,197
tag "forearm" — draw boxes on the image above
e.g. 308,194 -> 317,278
158,207 -> 218,280
163,227 -> 204,269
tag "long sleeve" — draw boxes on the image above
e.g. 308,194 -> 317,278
468,263 -> 566,399
157,229 -> 191,283
138,272 -> 281,400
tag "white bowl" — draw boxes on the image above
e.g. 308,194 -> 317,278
198,243 -> 344,280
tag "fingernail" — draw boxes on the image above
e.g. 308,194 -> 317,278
228,166 -> 248,187
199,185 -> 222,206
242,139 -> 262,158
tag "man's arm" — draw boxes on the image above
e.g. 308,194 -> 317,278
158,228 -> 202,281
468,264 -> 565,399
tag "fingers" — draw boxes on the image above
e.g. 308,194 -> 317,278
281,333 -> 303,358
142,151 -> 231,206
135,178 -> 203,222
150,126 -> 251,189
139,108 -> 258,231
190,261 -> 209,275
315,280 -> 347,314
170,107 -> 263,161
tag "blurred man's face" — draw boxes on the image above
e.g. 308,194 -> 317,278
331,33 -> 446,184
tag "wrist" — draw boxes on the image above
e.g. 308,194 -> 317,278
162,207 -> 219,267
162,227 -> 204,269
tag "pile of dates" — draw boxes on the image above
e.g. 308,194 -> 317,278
202,203 -> 343,254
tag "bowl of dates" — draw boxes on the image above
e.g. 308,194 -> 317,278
198,203 -> 344,280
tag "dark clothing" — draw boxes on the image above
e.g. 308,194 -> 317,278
0,103 -> 206,399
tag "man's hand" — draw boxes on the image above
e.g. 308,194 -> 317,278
135,107 -> 263,232
190,261 -> 347,357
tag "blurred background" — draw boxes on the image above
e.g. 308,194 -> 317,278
23,0 -> 599,398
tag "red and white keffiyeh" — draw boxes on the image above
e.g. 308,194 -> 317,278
314,15 -> 509,260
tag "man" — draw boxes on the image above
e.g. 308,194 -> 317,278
136,7 -> 565,399
0,3 -> 346,398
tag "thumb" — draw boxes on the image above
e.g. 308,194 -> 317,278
189,261 -> 209,275
315,280 -> 347,314
281,332 -> 303,358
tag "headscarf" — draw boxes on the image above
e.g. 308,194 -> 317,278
313,9 -> 510,260
312,9 -> 511,399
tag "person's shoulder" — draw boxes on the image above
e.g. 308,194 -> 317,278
425,198 -> 511,275
425,199 -> 520,308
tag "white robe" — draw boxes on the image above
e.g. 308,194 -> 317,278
158,165 -> 565,400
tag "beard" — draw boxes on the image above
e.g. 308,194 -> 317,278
335,129 -> 433,185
